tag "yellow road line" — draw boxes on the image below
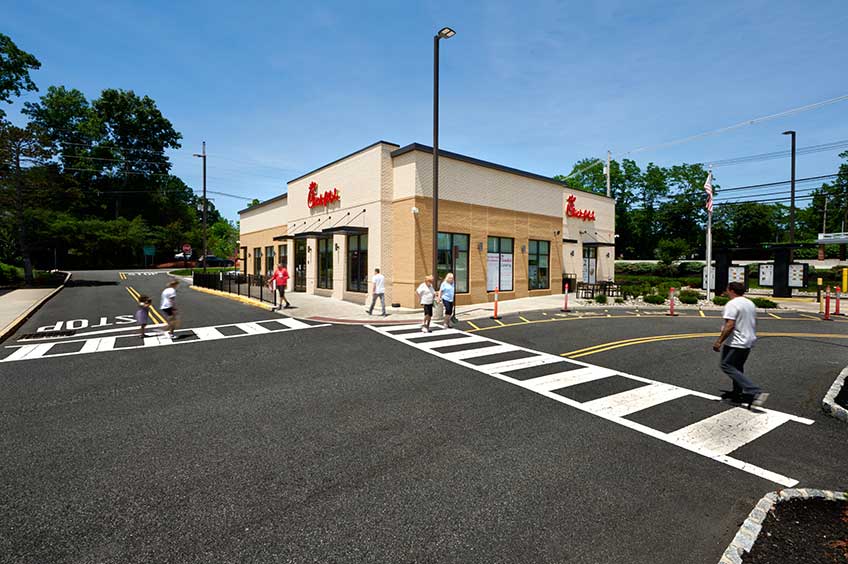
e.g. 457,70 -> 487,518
494,319 -> 506,326
562,332 -> 716,358
699,310 -> 705,318
563,331 -> 848,358
466,321 -> 481,331
767,312 -> 782,319
800,313 -> 821,320
519,316 -> 531,323
127,286 -> 166,324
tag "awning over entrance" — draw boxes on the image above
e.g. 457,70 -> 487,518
272,235 -> 294,241
291,231 -> 325,239
322,226 -> 368,235
582,241 -> 615,247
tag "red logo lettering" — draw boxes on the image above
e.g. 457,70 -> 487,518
307,181 -> 341,209
566,195 -> 595,221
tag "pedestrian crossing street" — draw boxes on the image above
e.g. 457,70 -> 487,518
1,318 -> 329,363
367,323 -> 815,487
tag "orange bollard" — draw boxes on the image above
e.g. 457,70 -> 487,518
824,286 -> 831,321
561,282 -> 571,312
666,287 -> 678,316
491,286 -> 501,320
836,286 -> 842,316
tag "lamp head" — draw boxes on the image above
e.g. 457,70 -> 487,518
782,130 -> 795,135
437,27 -> 456,39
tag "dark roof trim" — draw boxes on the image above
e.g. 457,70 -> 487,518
287,140 -> 400,185
390,143 -> 613,200
562,238 -> 579,243
582,241 -> 616,247
322,226 -> 368,235
237,193 -> 287,214
272,235 -> 294,241
292,231 -> 326,239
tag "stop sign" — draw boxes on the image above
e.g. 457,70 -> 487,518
182,243 -> 192,255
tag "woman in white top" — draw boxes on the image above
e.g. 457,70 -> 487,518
437,272 -> 456,328
416,275 -> 436,333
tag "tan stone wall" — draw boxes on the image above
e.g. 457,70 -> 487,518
239,197 -> 288,234
389,196 -> 563,308
239,226 -> 287,276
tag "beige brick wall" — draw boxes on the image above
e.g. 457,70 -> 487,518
240,226 -> 287,276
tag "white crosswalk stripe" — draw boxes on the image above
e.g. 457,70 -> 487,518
366,323 -> 814,487
2,318 -> 329,363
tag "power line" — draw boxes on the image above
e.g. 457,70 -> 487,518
705,139 -> 848,168
717,174 -> 838,193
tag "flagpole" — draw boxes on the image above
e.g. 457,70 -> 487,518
705,168 -> 714,302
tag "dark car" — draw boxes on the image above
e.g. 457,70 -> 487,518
198,255 -> 234,267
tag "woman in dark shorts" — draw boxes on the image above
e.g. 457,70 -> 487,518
416,275 -> 436,333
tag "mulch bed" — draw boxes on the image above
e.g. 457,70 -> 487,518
743,498 -> 848,563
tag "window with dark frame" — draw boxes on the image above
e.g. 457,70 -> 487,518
486,236 -> 514,292
437,232 -> 469,293
347,234 -> 369,293
317,238 -> 333,289
528,239 -> 550,290
253,247 -> 261,277
277,244 -> 287,270
265,246 -> 275,276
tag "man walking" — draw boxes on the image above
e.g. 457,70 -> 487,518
712,282 -> 768,408
269,263 -> 291,310
367,268 -> 386,316
160,279 -> 180,339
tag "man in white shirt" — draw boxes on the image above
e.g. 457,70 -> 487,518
712,282 -> 768,408
160,280 -> 180,338
416,275 -> 436,333
367,268 -> 387,316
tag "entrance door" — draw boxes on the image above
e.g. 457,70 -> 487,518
294,239 -> 307,292
582,247 -> 597,284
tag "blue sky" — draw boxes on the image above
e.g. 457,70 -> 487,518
5,0 -> 848,222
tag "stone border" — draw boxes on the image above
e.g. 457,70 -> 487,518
719,488 -> 848,564
822,366 -> 848,423
0,271 -> 71,343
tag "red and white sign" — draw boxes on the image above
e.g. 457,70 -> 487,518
182,243 -> 192,254
566,195 -> 595,221
307,181 -> 341,209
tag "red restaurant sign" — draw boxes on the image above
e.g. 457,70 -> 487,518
307,181 -> 341,209
566,195 -> 595,221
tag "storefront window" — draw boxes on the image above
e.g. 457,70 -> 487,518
317,238 -> 333,289
486,237 -> 514,292
253,247 -> 261,277
265,246 -> 275,275
437,232 -> 469,293
347,234 -> 368,293
528,240 -> 550,290
582,246 -> 597,284
277,244 -> 287,269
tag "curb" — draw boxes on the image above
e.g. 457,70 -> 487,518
189,285 -> 275,312
719,488 -> 848,564
307,315 -> 423,326
0,271 -> 71,343
822,365 -> 848,423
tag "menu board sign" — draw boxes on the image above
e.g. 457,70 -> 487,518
788,264 -> 806,288
758,264 -> 774,287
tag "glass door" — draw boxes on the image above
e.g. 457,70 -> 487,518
582,247 -> 597,284
294,239 -> 307,291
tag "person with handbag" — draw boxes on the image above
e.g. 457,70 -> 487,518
438,272 -> 456,328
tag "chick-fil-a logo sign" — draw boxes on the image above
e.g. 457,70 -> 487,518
307,181 -> 341,209
566,194 -> 595,221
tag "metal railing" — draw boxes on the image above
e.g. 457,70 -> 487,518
576,281 -> 622,299
192,272 -> 281,307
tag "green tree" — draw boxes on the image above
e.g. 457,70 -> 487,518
0,33 -> 40,118
656,163 -> 714,256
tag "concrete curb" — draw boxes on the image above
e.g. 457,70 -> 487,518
0,271 -> 71,343
719,488 -> 848,564
822,366 -> 848,423
189,285 -> 275,312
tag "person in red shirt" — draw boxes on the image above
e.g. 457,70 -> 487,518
268,263 -> 292,310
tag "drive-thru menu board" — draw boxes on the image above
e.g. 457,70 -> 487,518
758,264 -> 774,287
701,266 -> 716,290
728,266 -> 746,286
788,264 -> 807,287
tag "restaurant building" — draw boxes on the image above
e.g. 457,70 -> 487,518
238,141 -> 615,309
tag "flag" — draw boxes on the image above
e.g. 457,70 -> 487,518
704,171 -> 714,214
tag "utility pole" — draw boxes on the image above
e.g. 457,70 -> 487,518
782,130 -> 796,248
193,142 -> 208,272
605,150 -> 611,198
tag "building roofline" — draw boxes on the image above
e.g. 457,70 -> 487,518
286,140 -> 400,185
237,193 -> 288,215
390,143 -> 613,200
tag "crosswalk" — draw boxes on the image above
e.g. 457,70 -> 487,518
1,318 -> 328,363
367,323 -> 815,487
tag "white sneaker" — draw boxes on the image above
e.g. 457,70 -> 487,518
421,327 -> 428,333
751,392 -> 770,407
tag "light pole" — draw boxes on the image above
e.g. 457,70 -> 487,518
782,130 -> 796,248
433,26 -> 455,284
193,141 -> 207,272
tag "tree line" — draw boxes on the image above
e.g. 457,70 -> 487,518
0,33 -> 238,284
557,148 -> 848,261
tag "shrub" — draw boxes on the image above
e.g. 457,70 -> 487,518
594,294 -> 608,304
751,297 -> 778,309
621,283 -> 651,298
643,294 -> 665,305
678,294 -> 699,305
655,238 -> 691,265
713,296 -> 729,306
0,263 -> 23,285
615,297 -> 625,304
677,261 -> 704,276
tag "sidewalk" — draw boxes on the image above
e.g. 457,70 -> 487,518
0,288 -> 59,341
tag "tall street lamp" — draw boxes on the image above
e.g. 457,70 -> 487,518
433,26 -> 455,284
193,141 -> 208,272
782,130 -> 796,248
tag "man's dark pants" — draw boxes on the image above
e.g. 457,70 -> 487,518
720,345 -> 761,396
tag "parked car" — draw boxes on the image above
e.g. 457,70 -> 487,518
197,255 -> 235,267
174,252 -> 192,261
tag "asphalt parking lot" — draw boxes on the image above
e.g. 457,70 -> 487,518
1,272 -> 845,564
